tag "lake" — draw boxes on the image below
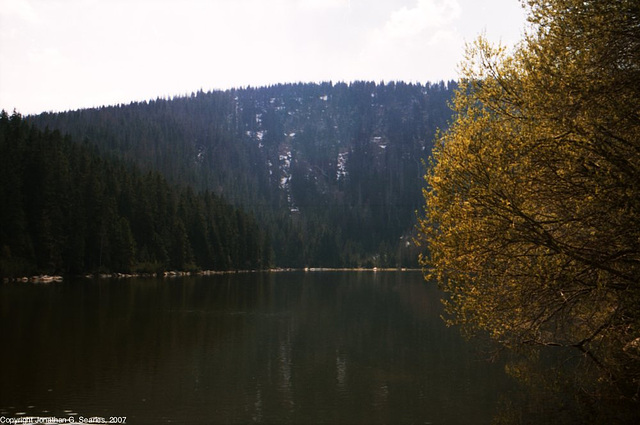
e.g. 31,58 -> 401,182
0,271 -> 518,424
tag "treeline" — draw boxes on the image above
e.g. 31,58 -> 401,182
29,81 -> 456,268
0,111 -> 270,278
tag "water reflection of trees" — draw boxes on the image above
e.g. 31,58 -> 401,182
492,346 -> 640,425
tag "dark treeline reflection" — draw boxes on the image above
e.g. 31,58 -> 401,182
1,272 -> 634,424
495,347 -> 640,425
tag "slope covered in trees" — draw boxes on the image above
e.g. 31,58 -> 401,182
29,81 -> 456,267
418,0 -> 639,413
0,111 -> 270,278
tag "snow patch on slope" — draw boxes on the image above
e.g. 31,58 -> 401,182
336,151 -> 348,181
279,151 -> 292,189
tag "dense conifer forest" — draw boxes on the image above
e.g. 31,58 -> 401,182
27,81 -> 456,268
0,111 -> 269,277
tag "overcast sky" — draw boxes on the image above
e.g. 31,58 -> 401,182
0,0 -> 527,115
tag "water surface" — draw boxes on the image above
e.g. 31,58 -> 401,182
1,271 -> 517,424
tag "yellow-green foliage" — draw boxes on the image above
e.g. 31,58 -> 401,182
418,0 -> 639,382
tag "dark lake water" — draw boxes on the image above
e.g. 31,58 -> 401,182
0,271 -> 519,424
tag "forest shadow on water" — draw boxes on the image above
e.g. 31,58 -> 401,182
493,345 -> 640,425
0,271 -> 636,424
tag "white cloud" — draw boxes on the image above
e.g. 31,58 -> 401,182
384,0 -> 460,38
350,0 -> 464,83
0,0 -> 40,24
297,0 -> 351,10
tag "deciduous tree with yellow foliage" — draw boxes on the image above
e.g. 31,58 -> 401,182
418,0 -> 639,396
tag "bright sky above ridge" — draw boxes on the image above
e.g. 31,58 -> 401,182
0,0 -> 527,115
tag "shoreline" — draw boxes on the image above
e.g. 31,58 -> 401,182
2,267 -> 422,283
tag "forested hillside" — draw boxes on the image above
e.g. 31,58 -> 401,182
0,111 -> 270,277
29,81 -> 456,267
